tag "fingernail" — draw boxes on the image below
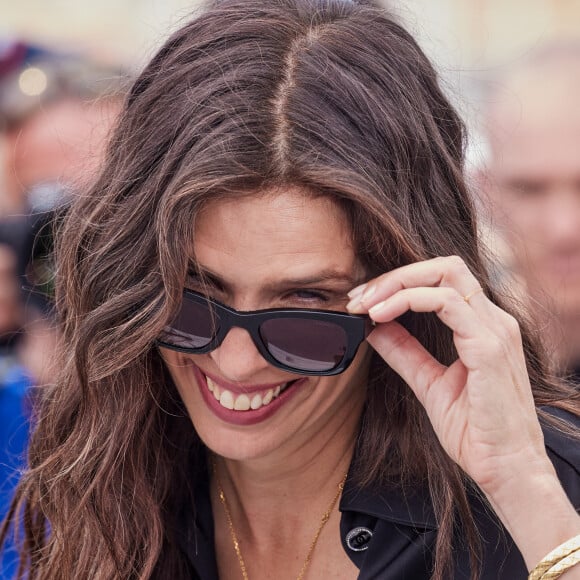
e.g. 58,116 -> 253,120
347,283 -> 367,299
368,300 -> 387,316
346,297 -> 363,312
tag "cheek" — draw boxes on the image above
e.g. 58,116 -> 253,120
158,349 -> 192,398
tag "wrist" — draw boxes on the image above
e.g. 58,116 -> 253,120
482,451 -> 556,505
484,469 -> 580,570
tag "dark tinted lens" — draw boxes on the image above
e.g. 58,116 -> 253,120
160,296 -> 218,349
260,318 -> 348,371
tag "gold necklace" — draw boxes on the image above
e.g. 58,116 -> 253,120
213,460 -> 348,580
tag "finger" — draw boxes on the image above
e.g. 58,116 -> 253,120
366,321 -> 464,408
365,286 -> 485,340
368,320 -> 534,451
348,256 -> 489,314
363,286 -> 525,380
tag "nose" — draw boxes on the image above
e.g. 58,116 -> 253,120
209,325 -> 271,382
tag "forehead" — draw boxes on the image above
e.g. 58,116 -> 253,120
490,124 -> 580,179
192,188 -> 361,286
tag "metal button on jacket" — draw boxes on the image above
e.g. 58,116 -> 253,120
346,526 -> 373,551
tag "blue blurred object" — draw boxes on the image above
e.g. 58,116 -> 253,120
0,354 -> 32,579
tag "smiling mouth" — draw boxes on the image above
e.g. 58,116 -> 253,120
205,376 -> 295,411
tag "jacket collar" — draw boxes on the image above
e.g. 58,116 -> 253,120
339,459 -> 438,531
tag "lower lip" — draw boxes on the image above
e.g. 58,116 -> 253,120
191,364 -> 305,426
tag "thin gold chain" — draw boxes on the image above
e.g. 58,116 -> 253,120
213,460 -> 347,580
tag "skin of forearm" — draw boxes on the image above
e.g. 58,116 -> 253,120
485,467 -> 580,572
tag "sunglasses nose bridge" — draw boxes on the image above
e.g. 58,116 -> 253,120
210,308 -> 267,360
208,331 -> 273,385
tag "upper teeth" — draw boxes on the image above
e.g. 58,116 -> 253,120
206,376 -> 285,411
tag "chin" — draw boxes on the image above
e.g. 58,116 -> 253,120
194,425 -> 282,462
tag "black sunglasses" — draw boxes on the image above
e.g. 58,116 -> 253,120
157,289 -> 373,375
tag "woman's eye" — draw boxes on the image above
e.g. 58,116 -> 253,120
507,179 -> 547,197
289,289 -> 329,302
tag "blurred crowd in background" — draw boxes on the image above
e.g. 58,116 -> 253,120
0,0 -> 580,576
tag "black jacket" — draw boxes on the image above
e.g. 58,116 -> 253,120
174,408 -> 580,579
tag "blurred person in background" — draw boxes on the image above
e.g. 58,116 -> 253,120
0,40 -> 124,215
0,40 -> 126,384
481,41 -> 580,382
0,40 -> 126,578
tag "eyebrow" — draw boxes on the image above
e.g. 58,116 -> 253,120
188,263 -> 364,292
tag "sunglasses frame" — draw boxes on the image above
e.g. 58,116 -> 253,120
157,289 -> 373,375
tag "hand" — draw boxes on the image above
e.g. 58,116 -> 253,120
347,255 -> 552,496
347,257 -> 580,574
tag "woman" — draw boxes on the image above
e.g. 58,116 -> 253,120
2,1 -> 579,578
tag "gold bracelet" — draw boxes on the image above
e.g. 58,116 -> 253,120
528,535 -> 580,580
541,548 -> 580,580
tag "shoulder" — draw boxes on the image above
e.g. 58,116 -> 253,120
540,406 -> 580,506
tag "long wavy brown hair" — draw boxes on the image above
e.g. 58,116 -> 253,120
3,1 -> 579,578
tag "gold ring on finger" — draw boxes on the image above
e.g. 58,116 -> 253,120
463,287 -> 484,304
